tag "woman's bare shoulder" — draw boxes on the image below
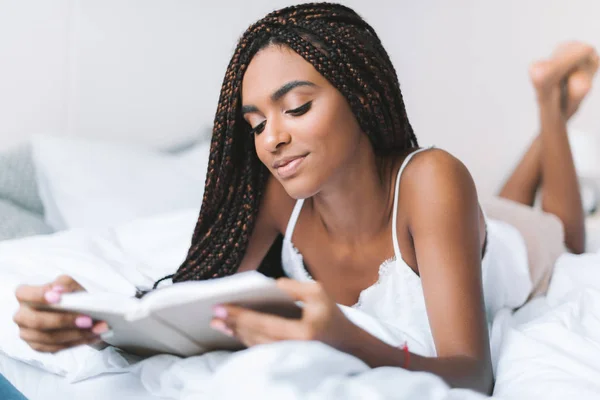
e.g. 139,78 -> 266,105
396,148 -> 480,223
398,148 -> 475,196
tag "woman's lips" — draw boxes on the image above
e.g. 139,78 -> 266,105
275,156 -> 306,178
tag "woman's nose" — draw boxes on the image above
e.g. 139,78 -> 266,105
263,121 -> 292,152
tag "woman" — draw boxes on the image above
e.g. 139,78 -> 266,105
12,3 -> 598,395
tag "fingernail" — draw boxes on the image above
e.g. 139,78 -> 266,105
75,316 -> 93,329
210,320 -> 233,336
213,306 -> 227,319
52,285 -> 65,293
44,290 -> 61,304
92,323 -> 109,335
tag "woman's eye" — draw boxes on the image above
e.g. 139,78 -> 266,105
250,121 -> 266,135
248,101 -> 311,136
285,101 -> 312,116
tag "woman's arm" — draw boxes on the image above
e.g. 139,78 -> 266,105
213,150 -> 493,393
344,149 -> 492,394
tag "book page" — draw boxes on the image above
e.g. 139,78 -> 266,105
53,292 -> 139,316
139,271 -> 275,309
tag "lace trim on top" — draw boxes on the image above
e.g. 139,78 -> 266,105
284,240 -> 408,309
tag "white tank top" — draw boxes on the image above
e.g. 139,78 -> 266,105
280,147 -> 533,356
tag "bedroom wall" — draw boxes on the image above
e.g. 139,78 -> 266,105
0,0 -> 599,197
0,0 -> 71,150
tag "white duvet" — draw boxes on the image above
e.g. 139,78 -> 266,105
1,208 -> 600,400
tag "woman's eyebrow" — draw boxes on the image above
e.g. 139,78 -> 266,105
271,80 -> 316,102
241,105 -> 259,115
241,80 -> 316,115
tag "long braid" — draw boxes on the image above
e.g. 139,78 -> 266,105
165,2 -> 418,284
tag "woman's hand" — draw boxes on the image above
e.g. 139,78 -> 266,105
13,275 -> 109,353
210,278 -> 356,350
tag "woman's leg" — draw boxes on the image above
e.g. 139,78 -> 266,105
498,136 -> 542,207
499,42 -> 599,254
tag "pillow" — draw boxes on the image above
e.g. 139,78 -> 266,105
481,197 -> 566,299
0,144 -> 45,214
31,135 -> 210,230
0,144 -> 53,240
0,199 -> 52,241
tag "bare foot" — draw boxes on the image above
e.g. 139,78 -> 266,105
529,41 -> 598,120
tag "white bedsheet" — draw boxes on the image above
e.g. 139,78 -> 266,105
0,353 -> 160,400
1,209 -> 599,399
492,253 -> 600,399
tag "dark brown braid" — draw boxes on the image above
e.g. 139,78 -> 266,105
156,2 -> 418,286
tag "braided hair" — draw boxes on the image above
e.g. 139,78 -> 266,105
156,2 -> 418,286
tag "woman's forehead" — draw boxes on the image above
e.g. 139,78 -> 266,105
242,46 -> 324,103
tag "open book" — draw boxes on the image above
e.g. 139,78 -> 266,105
45,271 -> 302,357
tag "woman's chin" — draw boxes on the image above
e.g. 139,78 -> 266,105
280,178 -> 319,200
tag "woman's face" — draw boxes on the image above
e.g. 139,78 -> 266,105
241,45 -> 366,199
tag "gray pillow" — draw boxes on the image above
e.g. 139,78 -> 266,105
0,144 -> 52,240
0,144 -> 44,214
0,199 -> 52,241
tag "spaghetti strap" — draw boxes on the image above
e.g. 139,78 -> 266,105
284,199 -> 305,241
391,147 -> 435,259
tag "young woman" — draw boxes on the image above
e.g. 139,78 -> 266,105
13,3 -> 598,395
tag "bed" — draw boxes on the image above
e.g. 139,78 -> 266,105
1,136 -> 600,400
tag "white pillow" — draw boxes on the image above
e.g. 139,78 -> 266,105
31,135 -> 210,230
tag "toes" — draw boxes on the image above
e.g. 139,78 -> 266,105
564,72 -> 593,119
529,61 -> 553,93
568,73 -> 592,113
569,72 -> 592,99
530,43 -> 598,109
582,52 -> 599,76
552,41 -> 595,60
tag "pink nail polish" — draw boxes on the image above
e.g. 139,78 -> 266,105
44,290 -> 60,304
210,320 -> 233,336
52,285 -> 65,293
92,323 -> 109,335
213,306 -> 228,319
75,316 -> 93,329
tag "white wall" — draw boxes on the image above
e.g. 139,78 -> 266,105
1,0 -> 599,196
0,0 -> 71,149
375,0 -> 600,196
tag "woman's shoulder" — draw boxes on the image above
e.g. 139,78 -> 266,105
393,147 -> 486,262
396,147 -> 474,188
397,147 -> 465,173
395,147 -> 479,212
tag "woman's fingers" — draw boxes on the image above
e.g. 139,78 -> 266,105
26,336 -> 103,354
276,278 -> 326,303
209,280 -> 334,345
15,283 -> 55,305
52,275 -> 85,292
15,276 -> 84,306
13,305 -> 92,331
13,277 -> 106,353
214,305 -> 305,341
91,321 -> 110,335
210,315 -> 287,347
19,327 -> 98,345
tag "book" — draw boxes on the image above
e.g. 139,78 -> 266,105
42,271 -> 303,357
